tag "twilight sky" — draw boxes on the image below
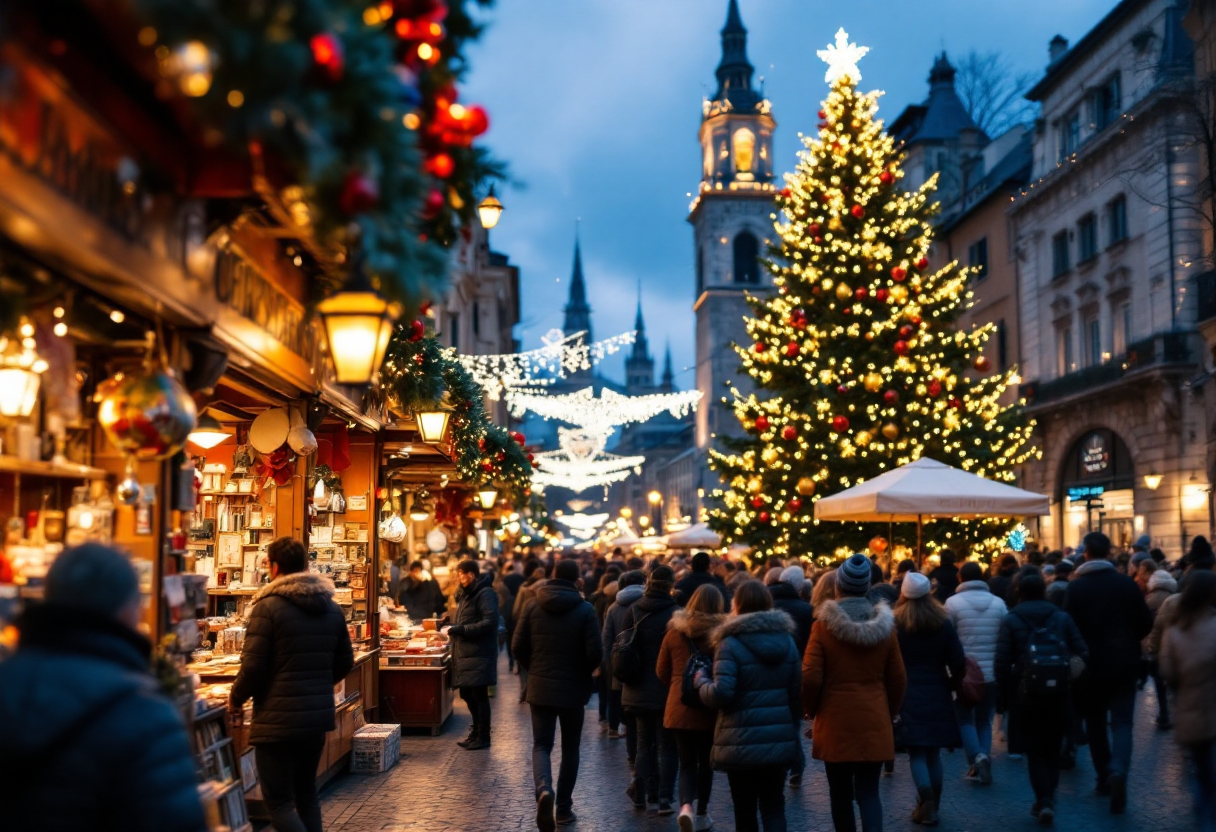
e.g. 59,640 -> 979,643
461,0 -> 1114,390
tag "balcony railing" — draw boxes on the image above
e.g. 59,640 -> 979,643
1019,331 -> 1194,408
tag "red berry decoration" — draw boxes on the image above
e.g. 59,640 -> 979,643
884,390 -> 899,405
755,415 -> 770,432
820,193 -> 831,203
831,415 -> 850,433
851,205 -> 865,219
481,460 -> 494,472
875,288 -> 889,302
310,32 -> 345,81
784,342 -> 800,357
916,257 -> 930,270
781,425 -> 797,441
789,308 -> 807,328
751,496 -> 764,509
338,171 -> 379,215
408,319 -> 425,342
949,397 -> 962,409
780,187 -> 792,198
891,266 -> 907,282
515,432 -> 527,446
974,355 -> 991,372
843,307 -> 852,315
927,380 -> 942,397
893,340 -> 910,355
817,109 -> 827,119
855,287 -> 868,300
909,314 -> 923,326
526,453 -> 535,462
758,512 -> 771,523
878,170 -> 893,184
788,497 -> 803,512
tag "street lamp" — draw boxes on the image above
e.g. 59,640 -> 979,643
477,486 -> 499,510
648,490 -> 665,534
619,507 -> 632,519
187,413 -> 233,449
317,250 -> 398,385
1143,473 -> 1163,490
477,186 -> 504,230
415,405 -> 452,444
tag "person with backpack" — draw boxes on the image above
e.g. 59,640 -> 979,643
602,569 -> 646,750
1065,531 -> 1153,814
695,580 -> 802,832
512,559 -> 603,830
803,552 -> 906,832
619,565 -> 680,815
657,584 -> 727,832
994,570 -> 1088,825
945,560 -> 1008,785
1159,569 -> 1216,832
894,571 -> 966,826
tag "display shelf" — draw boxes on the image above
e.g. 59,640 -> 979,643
0,457 -> 108,480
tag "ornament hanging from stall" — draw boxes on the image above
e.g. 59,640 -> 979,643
96,361 -> 197,462
287,407 -> 318,456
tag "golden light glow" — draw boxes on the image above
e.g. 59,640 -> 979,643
647,490 -> 662,505
477,488 -> 499,510
317,286 -> 396,385
1143,474 -> 1163,491
416,409 -> 451,444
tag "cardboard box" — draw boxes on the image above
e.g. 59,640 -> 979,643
350,724 -> 401,773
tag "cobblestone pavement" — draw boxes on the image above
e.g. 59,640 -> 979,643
321,655 -> 1193,832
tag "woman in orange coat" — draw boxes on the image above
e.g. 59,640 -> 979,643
657,584 -> 726,832
802,553 -> 906,832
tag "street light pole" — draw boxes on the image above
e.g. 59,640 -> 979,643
648,490 -> 664,535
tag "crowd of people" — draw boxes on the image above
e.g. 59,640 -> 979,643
2,530 -> 1216,832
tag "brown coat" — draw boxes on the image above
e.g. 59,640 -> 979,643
656,610 -> 724,732
802,597 -> 906,763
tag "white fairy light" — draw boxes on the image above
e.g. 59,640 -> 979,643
507,386 -> 703,434
530,427 -> 647,493
817,28 -> 869,84
458,330 -> 637,400
554,512 -> 609,531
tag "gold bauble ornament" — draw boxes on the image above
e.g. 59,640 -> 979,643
944,413 -> 961,431
747,477 -> 763,493
856,430 -> 873,447
881,422 -> 900,440
796,477 -> 816,496
829,216 -> 844,232
890,285 -> 909,303
863,372 -> 883,392
835,283 -> 852,301
761,447 -> 780,465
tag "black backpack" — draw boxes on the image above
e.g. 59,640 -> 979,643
1017,612 -> 1072,700
611,610 -> 650,685
680,636 -> 713,709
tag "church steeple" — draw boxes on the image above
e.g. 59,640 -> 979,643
660,342 -> 675,392
562,233 -> 592,341
713,0 -> 760,111
625,290 -> 655,393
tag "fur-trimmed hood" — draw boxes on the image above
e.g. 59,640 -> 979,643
710,610 -> 796,665
668,608 -> 726,640
253,572 -> 336,614
814,597 -> 894,647
1148,569 -> 1178,593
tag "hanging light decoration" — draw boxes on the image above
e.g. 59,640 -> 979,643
415,401 -> 452,444
187,413 -> 233,449
477,185 -> 504,230
458,329 -> 636,401
0,323 -> 47,418
317,245 -> 400,385
507,386 -> 702,434
477,486 -> 499,510
410,489 -> 433,521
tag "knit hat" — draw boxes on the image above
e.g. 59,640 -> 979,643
1133,534 -> 1151,552
837,553 -> 873,596
779,565 -> 806,590
647,564 -> 675,595
764,566 -> 785,586
45,543 -> 140,620
901,571 -> 931,600
1130,550 -> 1152,569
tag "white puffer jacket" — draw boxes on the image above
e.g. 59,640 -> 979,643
945,580 -> 1008,682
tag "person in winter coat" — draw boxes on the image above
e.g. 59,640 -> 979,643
447,560 -> 500,750
1159,570 -> 1216,832
231,537 -> 354,832
994,571 -> 1088,825
513,566 -> 548,702
989,553 -> 1020,604
894,572 -> 966,826
945,561 -> 1008,784
928,550 -> 960,604
1065,531 -> 1153,814
397,560 -> 447,624
695,580 -> 802,832
603,569 -> 646,749
675,551 -> 727,606
591,571 -> 620,731
1144,567 -> 1179,728
657,584 -> 727,832
803,553 -> 906,832
768,566 -> 814,657
512,559 -> 603,831
622,565 -> 680,815
0,544 -> 206,832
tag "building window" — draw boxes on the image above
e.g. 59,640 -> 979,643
1091,73 -> 1121,132
996,319 -> 1008,371
1107,195 -> 1127,246
472,301 -> 480,337
1058,110 -> 1081,159
1078,213 -> 1098,263
449,313 -> 460,349
696,246 -> 704,296
1057,325 -> 1074,376
1086,317 -> 1101,366
1052,230 -> 1071,277
968,237 -> 989,280
733,128 -> 756,175
1112,300 -> 1131,354
733,232 -> 760,284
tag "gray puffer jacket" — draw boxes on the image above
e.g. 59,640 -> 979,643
945,580 -> 1007,682
602,584 -> 645,692
698,610 -> 802,771
231,572 -> 355,744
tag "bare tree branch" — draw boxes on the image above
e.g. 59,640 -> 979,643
955,51 -> 1039,137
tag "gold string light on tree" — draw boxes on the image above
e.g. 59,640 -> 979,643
706,29 -> 1037,564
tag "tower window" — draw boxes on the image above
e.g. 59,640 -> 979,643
733,128 -> 756,175
733,232 -> 760,284
696,246 -> 705,296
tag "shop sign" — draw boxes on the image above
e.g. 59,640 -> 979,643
1067,485 -> 1105,501
1080,432 -> 1110,476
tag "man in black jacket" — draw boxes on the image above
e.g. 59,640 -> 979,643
447,559 -> 499,750
513,558 -> 603,831
397,560 -> 447,623
1064,531 -> 1153,815
0,544 -> 205,832
231,537 -> 354,832
674,551 -> 724,606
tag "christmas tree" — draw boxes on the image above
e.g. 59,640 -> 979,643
707,30 -> 1037,563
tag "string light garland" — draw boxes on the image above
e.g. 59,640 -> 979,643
706,30 -> 1037,564
529,428 -> 646,493
508,386 -> 703,434
459,329 -> 636,400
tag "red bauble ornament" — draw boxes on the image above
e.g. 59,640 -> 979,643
338,172 -> 379,215
514,432 -> 527,446
408,319 -> 425,342
843,307 -> 852,315
310,33 -> 345,81
755,415 -> 770,432
884,390 -> 899,405
927,380 -> 942,397
891,266 -> 907,282
495,451 -> 506,462
875,288 -> 889,302
419,300 -> 433,316
526,453 -> 535,462
916,257 -> 930,270
851,205 -> 865,219
809,223 -> 821,236
855,287 -> 868,300
949,397 -> 962,409
784,342 -> 800,357
781,425 -> 797,441
789,308 -> 807,329
752,341 -> 766,354
758,511 -> 771,523
481,460 -> 494,472
974,355 -> 991,372
817,109 -> 827,119
426,153 -> 455,178
788,497 -> 803,512
780,187 -> 792,199
423,188 -> 445,218
477,438 -> 486,451
899,324 -> 914,338
836,384 -> 849,396
831,415 -> 850,433
893,340 -> 910,355
751,496 -> 764,509
879,170 -> 893,184
818,120 -> 829,130
820,193 -> 831,203
910,314 -> 923,326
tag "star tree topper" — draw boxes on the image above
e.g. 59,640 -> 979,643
817,28 -> 869,84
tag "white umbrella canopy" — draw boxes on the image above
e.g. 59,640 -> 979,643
813,458 -> 1050,522
665,522 -> 722,549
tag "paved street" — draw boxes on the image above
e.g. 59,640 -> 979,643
320,656 -> 1193,832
